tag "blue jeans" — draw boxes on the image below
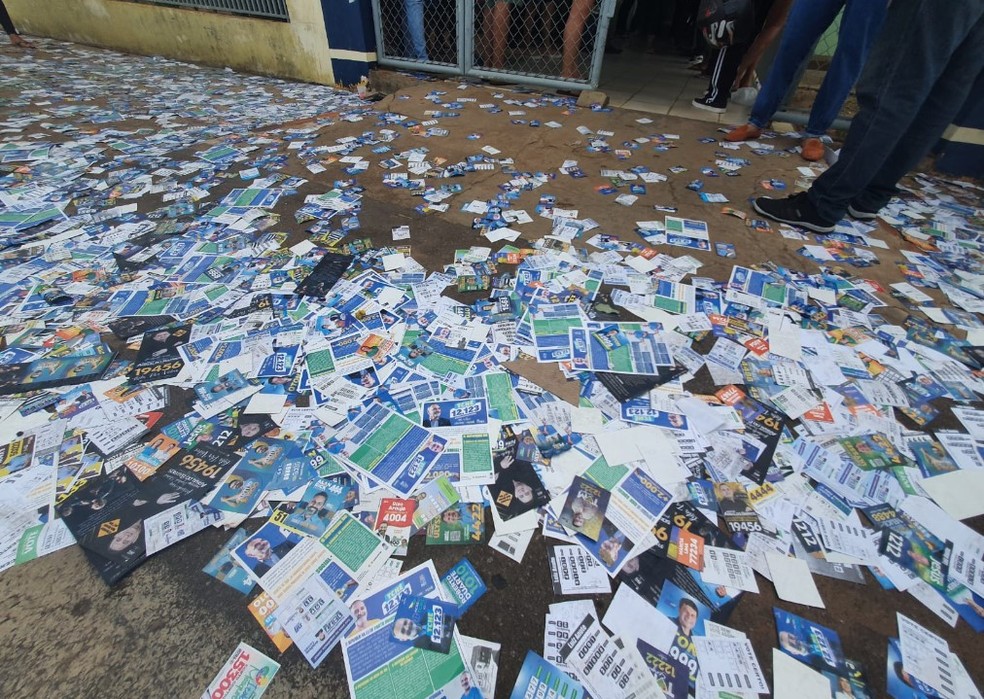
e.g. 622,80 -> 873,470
749,0 -> 886,137
405,0 -> 428,60
808,0 -> 984,222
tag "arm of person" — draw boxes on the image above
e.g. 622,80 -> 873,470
733,0 -> 794,89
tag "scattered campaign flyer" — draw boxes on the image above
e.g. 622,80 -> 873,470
294,251 -> 354,298
510,650 -> 585,699
441,558 -> 487,614
0,346 -> 115,396
0,435 -> 36,478
665,215 -> 710,251
773,607 -> 847,674
410,476 -> 461,531
559,476 -> 610,541
329,402 -> 447,496
693,635 -> 769,695
129,325 -> 191,384
548,544 -> 611,595
425,501 -> 485,545
201,642 -> 279,699
231,521 -> 305,582
488,425 -> 550,521
318,510 -> 395,583
280,573 -> 355,667
569,321 -> 674,375
558,612 -> 656,699
459,635 -> 501,699
391,594 -> 458,653
342,563 -> 474,699
637,640 -> 690,699
279,476 -> 358,537
248,591 -> 294,653
374,497 -> 415,555
143,500 -> 222,555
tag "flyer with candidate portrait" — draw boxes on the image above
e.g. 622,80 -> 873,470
206,459 -> 274,517
657,580 -> 711,639
391,594 -> 458,653
346,561 -> 440,638
420,398 -> 489,429
330,402 -> 447,496
373,497 -> 415,555
425,502 -> 485,545
0,434 -> 35,478
488,426 -> 550,521
0,345 -> 116,395
341,562 -> 474,699
559,476 -> 610,541
280,574 -> 355,668
129,325 -> 190,384
202,528 -> 256,594
280,476 -> 358,537
232,521 -> 305,581
773,607 -> 847,674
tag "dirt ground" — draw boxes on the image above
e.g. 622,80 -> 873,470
0,41 -> 981,699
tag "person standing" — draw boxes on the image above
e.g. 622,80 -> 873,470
404,0 -> 428,60
692,0 -> 791,113
725,0 -> 888,161
1,0 -> 32,48
753,0 -> 984,233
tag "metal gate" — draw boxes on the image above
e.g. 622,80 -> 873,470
370,0 -> 617,91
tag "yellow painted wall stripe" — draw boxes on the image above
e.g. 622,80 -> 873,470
329,49 -> 378,62
942,124 -> 984,146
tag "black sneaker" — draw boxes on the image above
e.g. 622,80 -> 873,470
692,96 -> 727,114
847,204 -> 879,220
752,192 -> 837,233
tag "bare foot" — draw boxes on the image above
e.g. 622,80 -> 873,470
9,34 -> 35,49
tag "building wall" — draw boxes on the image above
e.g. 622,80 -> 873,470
5,0 -> 339,85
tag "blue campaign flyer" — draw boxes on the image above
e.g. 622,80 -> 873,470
390,595 -> 458,653
656,580 -> 711,638
420,398 -> 489,428
510,651 -> 584,699
440,558 -> 487,614
773,607 -> 846,674
257,344 -> 300,378
347,562 -> 439,638
281,476 -> 359,537
637,639 -> 689,699
202,528 -> 256,594
886,637 -> 939,699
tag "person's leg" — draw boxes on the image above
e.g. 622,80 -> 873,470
850,16 -> 984,214
489,1 -> 511,68
562,0 -> 597,78
806,0 -> 984,222
804,0 -> 888,137
615,0 -> 635,35
697,0 -> 775,110
697,48 -> 726,105
748,0 -> 843,129
0,0 -> 17,36
700,42 -> 743,107
404,0 -> 429,60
